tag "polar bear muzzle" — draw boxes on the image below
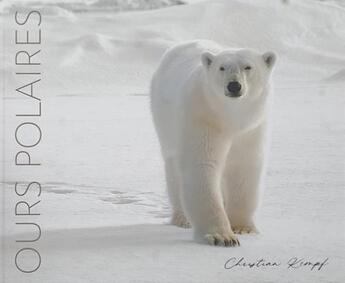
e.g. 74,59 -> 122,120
226,81 -> 242,97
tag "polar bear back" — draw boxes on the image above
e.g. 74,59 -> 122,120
151,40 -> 222,100
150,40 -> 224,156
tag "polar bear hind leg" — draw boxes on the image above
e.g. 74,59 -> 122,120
164,157 -> 191,228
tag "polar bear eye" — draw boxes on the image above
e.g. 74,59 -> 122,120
219,66 -> 225,71
244,66 -> 252,71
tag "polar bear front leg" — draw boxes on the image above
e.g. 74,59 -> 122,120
179,127 -> 239,247
222,124 -> 267,234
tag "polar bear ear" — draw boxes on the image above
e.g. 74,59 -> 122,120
201,52 -> 215,68
263,52 -> 277,69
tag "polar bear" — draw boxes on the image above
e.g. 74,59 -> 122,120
150,40 -> 276,247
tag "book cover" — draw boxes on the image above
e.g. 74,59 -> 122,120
1,0 -> 344,282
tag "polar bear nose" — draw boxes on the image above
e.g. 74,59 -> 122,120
227,81 -> 242,94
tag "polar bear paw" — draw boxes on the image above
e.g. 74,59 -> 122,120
232,224 -> 259,235
171,211 -> 191,229
205,233 -> 240,247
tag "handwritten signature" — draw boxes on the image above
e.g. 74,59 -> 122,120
224,257 -> 329,271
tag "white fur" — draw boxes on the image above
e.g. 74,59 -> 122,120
150,40 -> 276,246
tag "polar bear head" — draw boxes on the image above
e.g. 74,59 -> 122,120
201,49 -> 276,100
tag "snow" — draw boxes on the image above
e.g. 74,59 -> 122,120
1,0 -> 345,282
0,0 -> 186,14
